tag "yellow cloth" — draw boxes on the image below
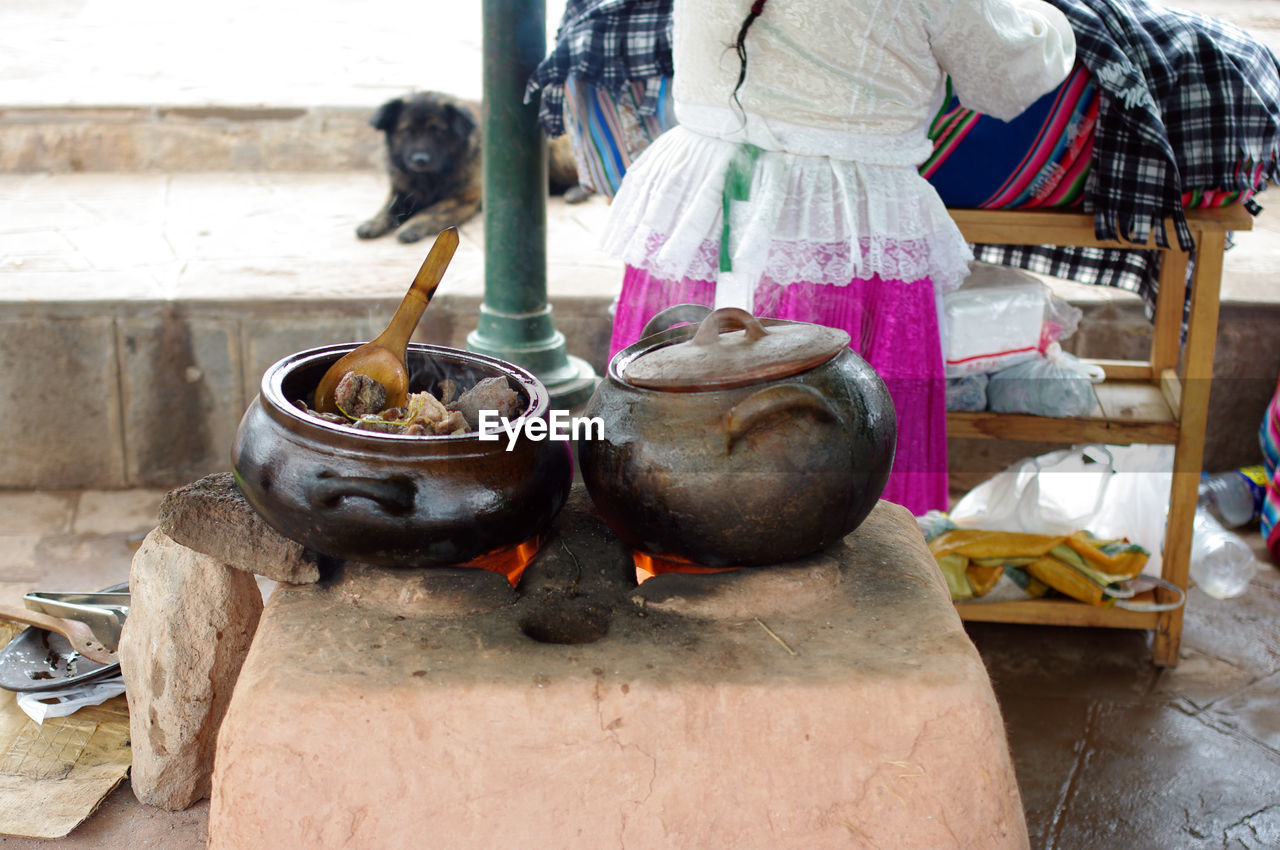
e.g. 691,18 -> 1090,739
929,528 -> 1149,605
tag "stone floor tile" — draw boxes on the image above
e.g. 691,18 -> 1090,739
0,180 -> 104,233
61,224 -> 179,273
1051,701 -> 1280,849
73,490 -> 166,536
0,268 -> 173,301
166,179 -> 369,260
1150,645 -> 1263,709
965,622 -> 1160,701
36,533 -> 142,592
1179,582 -> 1280,681
0,172 -> 621,304
991,694 -> 1093,850
0,0 -> 510,107
0,579 -> 41,607
1200,670 -> 1280,753
117,314 -> 243,487
0,491 -> 75,535
0,535 -> 44,583
0,230 -> 92,273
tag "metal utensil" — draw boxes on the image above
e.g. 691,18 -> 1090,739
23,592 -> 128,651
23,591 -> 130,607
0,604 -> 116,664
0,582 -> 126,693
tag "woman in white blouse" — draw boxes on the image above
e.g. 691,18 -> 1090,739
602,0 -> 1075,515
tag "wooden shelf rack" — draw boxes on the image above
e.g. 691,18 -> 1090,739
945,205 -> 1253,666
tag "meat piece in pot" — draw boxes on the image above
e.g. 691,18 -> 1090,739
449,376 -> 521,430
334,371 -> 387,418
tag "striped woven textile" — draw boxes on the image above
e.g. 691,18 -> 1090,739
923,62 -> 1256,214
1262,373 -> 1280,562
561,59 -> 1257,213
564,76 -> 674,198
927,61 -> 1259,317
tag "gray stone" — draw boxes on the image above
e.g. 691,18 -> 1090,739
118,309 -> 244,487
119,528 -> 263,810
241,314 -> 387,400
159,472 -> 321,584
0,315 -> 123,488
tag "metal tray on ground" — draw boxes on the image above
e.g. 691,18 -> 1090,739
0,583 -> 127,693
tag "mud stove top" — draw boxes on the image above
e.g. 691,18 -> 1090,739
205,486 -> 1026,849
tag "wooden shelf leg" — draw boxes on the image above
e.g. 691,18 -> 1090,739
1150,234 -> 1189,377
1153,230 -> 1227,667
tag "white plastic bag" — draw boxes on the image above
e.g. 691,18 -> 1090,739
986,342 -> 1105,417
946,374 -> 989,412
943,264 -> 1083,378
949,444 -> 1174,576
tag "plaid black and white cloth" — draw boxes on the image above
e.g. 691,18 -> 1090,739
977,0 -> 1280,314
525,0 -> 673,137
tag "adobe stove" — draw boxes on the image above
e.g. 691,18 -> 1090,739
201,486 -> 1025,849
183,314 -> 1027,847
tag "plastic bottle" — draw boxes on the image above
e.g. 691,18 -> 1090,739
1189,509 -> 1257,599
1198,466 -> 1268,528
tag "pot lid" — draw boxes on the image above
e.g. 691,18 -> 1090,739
622,307 -> 850,391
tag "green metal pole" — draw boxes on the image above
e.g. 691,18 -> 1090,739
470,0 -> 596,408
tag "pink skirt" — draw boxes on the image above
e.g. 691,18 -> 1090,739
610,267 -> 949,516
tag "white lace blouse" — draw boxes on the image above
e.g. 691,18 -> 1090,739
602,0 -> 1076,308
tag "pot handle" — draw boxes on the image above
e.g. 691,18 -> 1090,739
639,303 -> 713,341
309,472 -> 416,515
724,384 -> 842,452
692,307 -> 769,347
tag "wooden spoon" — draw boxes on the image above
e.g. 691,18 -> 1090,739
314,226 -> 460,414
0,604 -> 118,664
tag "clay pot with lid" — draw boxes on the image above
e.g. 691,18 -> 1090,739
578,306 -> 897,567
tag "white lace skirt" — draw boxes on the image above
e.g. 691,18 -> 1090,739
601,123 -> 974,307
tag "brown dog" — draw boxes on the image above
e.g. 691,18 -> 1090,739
357,92 -> 582,244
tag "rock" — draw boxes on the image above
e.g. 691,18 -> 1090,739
158,472 -> 320,583
449,376 -> 521,429
119,528 -> 264,810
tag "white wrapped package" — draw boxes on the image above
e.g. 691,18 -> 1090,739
16,676 -> 126,724
943,265 -> 1047,377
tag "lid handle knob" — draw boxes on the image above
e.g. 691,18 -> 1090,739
691,307 -> 769,347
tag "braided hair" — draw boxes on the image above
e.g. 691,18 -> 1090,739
731,0 -> 768,109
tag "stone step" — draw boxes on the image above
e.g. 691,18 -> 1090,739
3,169 -> 1279,490
0,96 -> 566,177
1,105 -> 383,174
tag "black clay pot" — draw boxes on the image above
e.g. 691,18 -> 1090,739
578,307 -> 896,567
232,343 -> 572,567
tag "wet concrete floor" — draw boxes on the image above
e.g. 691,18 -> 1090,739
969,543 -> 1280,850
